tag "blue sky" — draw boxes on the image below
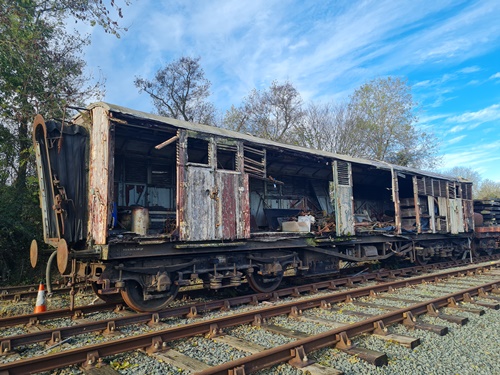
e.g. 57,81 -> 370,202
77,0 -> 500,182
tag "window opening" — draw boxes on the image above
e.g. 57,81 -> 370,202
216,144 -> 237,171
187,138 -> 209,165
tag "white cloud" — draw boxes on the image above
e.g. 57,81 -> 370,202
458,66 -> 481,74
449,125 -> 466,133
441,148 -> 500,169
447,103 -> 500,123
490,72 -> 500,79
466,79 -> 480,85
447,135 -> 467,144
74,0 -> 500,115
414,80 -> 431,87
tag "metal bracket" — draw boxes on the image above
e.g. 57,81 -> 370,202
447,297 -> 459,308
289,345 -> 314,368
253,314 -> 263,327
336,331 -> 354,350
148,313 -> 160,327
81,350 -> 101,370
207,323 -> 223,338
427,303 -> 439,316
48,331 -> 62,346
146,336 -> 167,354
373,320 -> 388,336
463,292 -> 474,303
320,300 -> 331,309
403,311 -> 417,327
1,340 -> 11,355
186,306 -> 198,319
289,306 -> 301,319
229,366 -> 246,375
104,321 -> 119,336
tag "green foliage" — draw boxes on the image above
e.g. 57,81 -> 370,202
348,77 -> 439,169
0,182 -> 42,284
476,179 -> 500,199
0,0 -> 128,284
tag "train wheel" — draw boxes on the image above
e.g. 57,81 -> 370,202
247,270 -> 283,293
121,279 -> 179,312
415,254 -> 430,266
91,282 -> 124,304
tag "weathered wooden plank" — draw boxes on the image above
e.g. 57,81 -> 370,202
241,173 -> 251,239
184,166 -> 216,241
150,349 -> 210,372
89,106 -> 112,245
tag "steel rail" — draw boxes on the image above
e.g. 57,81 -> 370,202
1,255 -> 497,328
0,286 -> 73,302
1,261 -> 498,351
0,254 -> 500,327
0,264 -> 499,374
0,302 -> 117,328
197,278 -> 500,375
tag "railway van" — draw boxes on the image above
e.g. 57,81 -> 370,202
31,102 -> 475,311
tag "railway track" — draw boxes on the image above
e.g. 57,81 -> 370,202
1,259 -> 500,374
0,283 -> 78,302
1,255 -> 496,327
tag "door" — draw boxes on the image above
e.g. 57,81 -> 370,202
332,160 -> 354,236
183,166 -> 217,241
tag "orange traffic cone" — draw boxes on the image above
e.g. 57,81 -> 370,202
34,283 -> 47,313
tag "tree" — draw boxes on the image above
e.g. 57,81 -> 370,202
5,0 -> 130,37
0,0 -> 129,283
477,179 -> 500,199
443,166 -> 500,199
293,101 -> 362,155
348,77 -> 439,169
134,56 -> 218,125
224,80 -> 304,143
443,166 -> 482,197
0,0 -> 103,190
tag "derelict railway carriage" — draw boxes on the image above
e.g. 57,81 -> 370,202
31,102 -> 475,312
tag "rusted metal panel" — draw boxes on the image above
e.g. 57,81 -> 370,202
241,173 -> 251,238
463,199 -> 474,231
217,171 -> 238,240
88,107 -> 112,245
333,160 -> 354,236
183,166 -> 216,241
